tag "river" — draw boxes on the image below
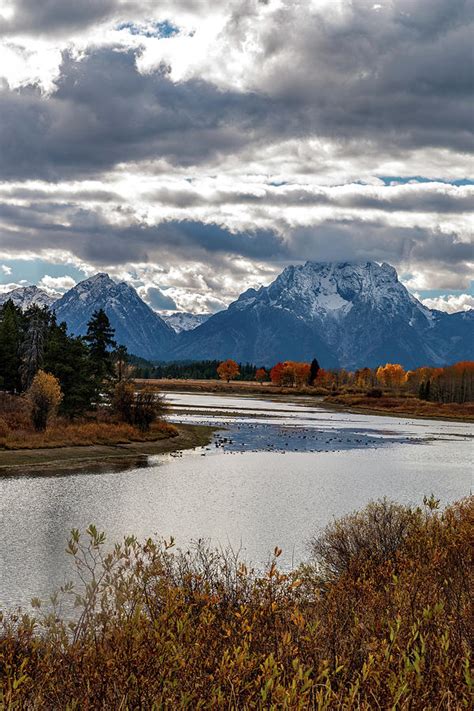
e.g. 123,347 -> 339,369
0,392 -> 472,610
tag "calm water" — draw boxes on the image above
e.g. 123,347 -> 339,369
1,392 -> 472,610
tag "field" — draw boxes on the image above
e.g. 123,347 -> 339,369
135,377 -> 324,396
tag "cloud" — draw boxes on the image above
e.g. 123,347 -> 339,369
1,0 -> 473,180
142,286 -> 177,311
0,1 -> 472,311
420,293 -> 474,314
37,274 -> 76,294
0,47 -> 274,181
0,1 -> 118,36
0,281 -> 22,294
1,264 -> 12,275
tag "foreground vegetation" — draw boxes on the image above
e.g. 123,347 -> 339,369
1,497 -> 472,709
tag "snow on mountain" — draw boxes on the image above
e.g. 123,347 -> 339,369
0,285 -> 57,310
4,264 -> 470,368
171,261 -> 473,368
162,311 -> 210,333
53,273 -> 176,360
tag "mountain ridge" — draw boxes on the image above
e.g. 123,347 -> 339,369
0,285 -> 57,310
1,262 -> 471,368
170,261 -> 473,369
52,273 -> 176,360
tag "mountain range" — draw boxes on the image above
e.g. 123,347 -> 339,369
1,262 -> 472,368
0,285 -> 56,310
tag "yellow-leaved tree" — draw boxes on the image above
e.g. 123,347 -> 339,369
27,370 -> 63,431
376,363 -> 406,391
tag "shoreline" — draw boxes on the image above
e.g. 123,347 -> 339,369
321,397 -> 474,423
0,423 -> 216,477
139,379 -> 474,422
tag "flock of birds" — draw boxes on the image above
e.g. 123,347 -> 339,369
170,417 -> 415,458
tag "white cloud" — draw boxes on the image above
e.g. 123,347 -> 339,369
0,281 -> 22,293
420,294 -> 474,314
1,264 -> 12,275
38,274 -> 76,294
0,0 -> 472,309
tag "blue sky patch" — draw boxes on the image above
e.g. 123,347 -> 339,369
116,20 -> 179,39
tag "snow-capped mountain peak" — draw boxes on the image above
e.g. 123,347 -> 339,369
53,273 -> 176,359
235,261 -> 430,323
0,285 -> 57,310
162,311 -> 211,333
173,260 -> 472,368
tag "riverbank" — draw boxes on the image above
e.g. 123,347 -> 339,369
138,378 -> 474,422
135,377 -> 327,396
323,393 -> 474,422
0,423 -> 215,476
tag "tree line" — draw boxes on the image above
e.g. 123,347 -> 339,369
133,358 -> 258,381
266,359 -> 474,403
0,300 -> 120,419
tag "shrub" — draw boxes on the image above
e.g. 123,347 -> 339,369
112,380 -> 135,424
0,498 -> 472,709
309,498 -> 419,578
367,387 -> 383,398
0,416 -> 10,437
133,388 -> 166,431
27,370 -> 63,431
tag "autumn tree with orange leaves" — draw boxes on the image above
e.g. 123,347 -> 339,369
217,359 -> 240,383
255,368 -> 268,383
376,363 -> 406,390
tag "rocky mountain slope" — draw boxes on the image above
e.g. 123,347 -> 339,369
171,261 -> 473,369
53,273 -> 176,360
0,285 -> 56,310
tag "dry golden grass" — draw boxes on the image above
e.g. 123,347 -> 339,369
325,393 -> 474,420
0,391 -> 178,450
135,377 -> 329,396
0,419 -> 177,450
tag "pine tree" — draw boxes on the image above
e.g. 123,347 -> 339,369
84,309 -> 117,390
308,358 -> 320,386
0,300 -> 23,392
19,306 -> 49,390
44,318 -> 95,418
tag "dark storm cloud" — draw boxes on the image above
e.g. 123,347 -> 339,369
143,185 -> 474,214
1,0 -> 473,181
145,286 -> 177,310
288,221 -> 473,284
0,0 -> 206,36
0,191 -> 470,287
0,48 -> 274,180
253,0 -> 474,154
0,0 -> 117,36
0,199 -> 284,263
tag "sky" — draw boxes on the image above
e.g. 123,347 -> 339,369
0,0 -> 473,314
